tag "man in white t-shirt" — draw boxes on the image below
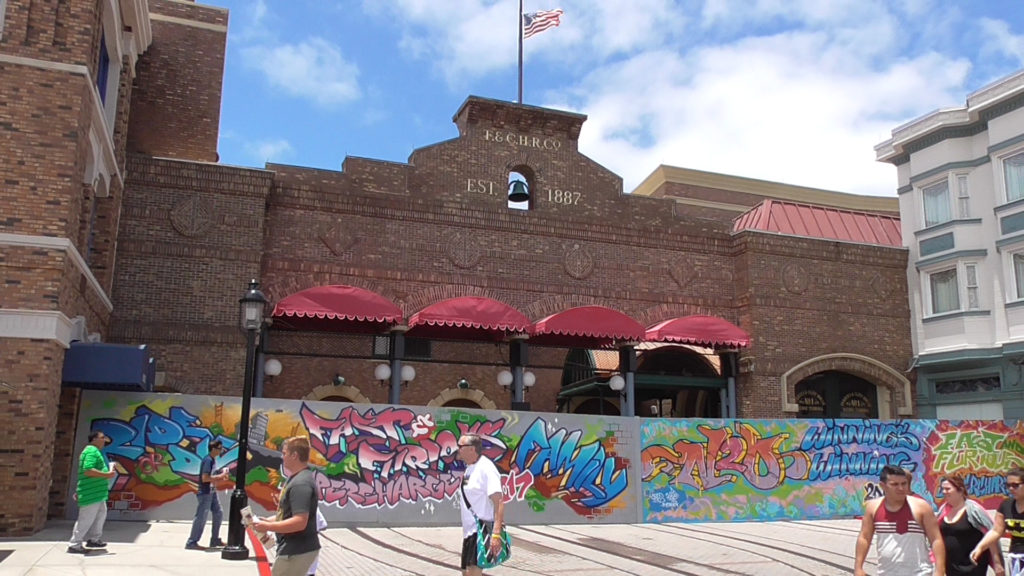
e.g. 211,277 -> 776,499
457,434 -> 505,576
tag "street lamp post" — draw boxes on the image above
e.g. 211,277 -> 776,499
222,280 -> 267,561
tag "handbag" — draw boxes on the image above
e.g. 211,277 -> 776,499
460,475 -> 511,568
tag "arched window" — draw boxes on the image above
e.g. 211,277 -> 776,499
795,371 -> 878,419
507,166 -> 535,211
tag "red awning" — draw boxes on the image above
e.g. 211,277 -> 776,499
271,285 -> 403,333
406,297 -> 530,340
645,315 -> 750,349
530,306 -> 645,347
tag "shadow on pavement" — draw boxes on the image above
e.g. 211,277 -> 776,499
0,519 -> 152,544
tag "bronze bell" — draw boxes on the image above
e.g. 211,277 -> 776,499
508,180 -> 530,202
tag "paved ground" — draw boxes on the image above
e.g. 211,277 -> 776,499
0,517 -> 963,576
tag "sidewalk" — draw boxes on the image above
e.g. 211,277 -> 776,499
0,520 -> 263,576
1,518 -> 873,576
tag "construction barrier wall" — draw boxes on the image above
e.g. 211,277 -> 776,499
71,391 -> 1021,525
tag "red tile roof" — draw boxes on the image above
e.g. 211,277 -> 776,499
732,199 -> 902,247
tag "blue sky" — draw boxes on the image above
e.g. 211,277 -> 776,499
203,0 -> 1024,197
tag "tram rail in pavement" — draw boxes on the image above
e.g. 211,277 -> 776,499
0,518 -> 931,575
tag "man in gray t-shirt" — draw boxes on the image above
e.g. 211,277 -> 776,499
254,437 -> 321,576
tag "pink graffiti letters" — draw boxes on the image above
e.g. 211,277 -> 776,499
642,423 -> 809,491
502,469 -> 535,502
410,414 -> 434,437
512,417 -> 627,507
299,404 -> 510,507
314,469 -> 463,508
301,404 -> 413,463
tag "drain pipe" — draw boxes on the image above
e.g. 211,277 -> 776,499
727,352 -> 738,418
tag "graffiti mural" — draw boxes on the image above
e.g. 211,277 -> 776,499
74,391 -> 1024,526
641,419 -> 1024,523
924,420 -> 1024,510
74,391 -> 635,525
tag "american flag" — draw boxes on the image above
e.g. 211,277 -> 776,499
523,9 -> 563,39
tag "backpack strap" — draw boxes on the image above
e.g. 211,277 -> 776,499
460,473 -> 479,522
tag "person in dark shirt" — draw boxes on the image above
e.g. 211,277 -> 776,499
973,467 -> 1024,576
185,439 -> 229,550
254,436 -> 321,576
936,474 -> 1003,576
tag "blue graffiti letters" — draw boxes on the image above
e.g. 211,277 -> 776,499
808,448 -> 914,481
801,420 -> 921,451
93,405 -> 237,478
801,420 -> 920,481
513,418 -> 627,507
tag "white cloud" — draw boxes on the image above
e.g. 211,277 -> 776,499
222,0 -> 1000,196
368,0 -> 981,194
377,0 -> 685,85
379,0 -> 517,85
561,29 -> 970,195
241,38 -> 361,107
244,139 -> 294,163
979,18 -> 1024,64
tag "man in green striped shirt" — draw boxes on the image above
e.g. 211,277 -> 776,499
68,430 -> 116,554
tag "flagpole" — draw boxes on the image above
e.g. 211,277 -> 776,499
518,0 -> 524,104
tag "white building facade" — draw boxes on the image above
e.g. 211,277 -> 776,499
877,70 -> 1024,420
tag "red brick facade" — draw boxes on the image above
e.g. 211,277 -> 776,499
111,94 -> 913,421
0,0 -> 913,534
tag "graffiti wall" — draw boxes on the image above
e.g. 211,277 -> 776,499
74,391 -> 637,525
641,418 -> 1024,523
72,391 -> 1024,526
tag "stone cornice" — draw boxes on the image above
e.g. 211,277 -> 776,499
0,310 -> 75,348
149,13 -> 227,32
631,165 -> 899,213
877,71 -> 1024,163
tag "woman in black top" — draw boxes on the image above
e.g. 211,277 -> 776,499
973,468 -> 1024,576
938,475 -> 1003,576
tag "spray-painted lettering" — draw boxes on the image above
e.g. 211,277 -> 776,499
300,403 -> 506,482
642,423 -> 809,491
513,418 -> 628,507
931,427 -> 1023,473
801,420 -> 921,451
93,406 -> 238,478
314,469 -> 462,508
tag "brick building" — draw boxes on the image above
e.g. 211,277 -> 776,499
0,0 -> 914,534
0,0 -> 153,535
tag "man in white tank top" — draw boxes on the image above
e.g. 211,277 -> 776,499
855,465 -> 946,576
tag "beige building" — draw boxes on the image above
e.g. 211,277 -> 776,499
877,69 -> 1024,419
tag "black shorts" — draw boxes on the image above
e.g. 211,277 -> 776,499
460,533 -> 478,569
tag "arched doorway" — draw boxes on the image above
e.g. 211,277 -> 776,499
561,348 -> 597,387
319,394 -> 355,402
427,388 -> 497,410
442,398 -> 482,409
637,345 -> 721,417
795,371 -> 878,418
303,384 -> 372,404
574,398 -> 620,416
557,348 -> 622,415
781,354 -> 910,418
